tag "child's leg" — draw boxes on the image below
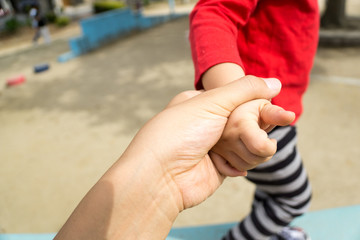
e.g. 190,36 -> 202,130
33,29 -> 41,43
223,126 -> 312,240
40,27 -> 51,44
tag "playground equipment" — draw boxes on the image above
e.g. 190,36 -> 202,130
34,64 -> 50,73
6,75 -> 26,87
0,205 -> 359,239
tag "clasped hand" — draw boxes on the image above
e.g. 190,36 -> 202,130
125,75 -> 294,210
55,75 -> 295,240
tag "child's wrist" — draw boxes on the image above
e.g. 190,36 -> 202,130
202,63 -> 245,90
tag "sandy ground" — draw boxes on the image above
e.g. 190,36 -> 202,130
1,2 -> 360,234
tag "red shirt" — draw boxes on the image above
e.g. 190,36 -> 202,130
189,0 -> 319,123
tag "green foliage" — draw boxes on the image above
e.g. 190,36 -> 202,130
56,16 -> 70,27
23,5 -> 32,14
46,11 -> 58,23
93,1 -> 126,14
5,18 -> 21,33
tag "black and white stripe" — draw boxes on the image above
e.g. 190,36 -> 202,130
222,126 -> 312,240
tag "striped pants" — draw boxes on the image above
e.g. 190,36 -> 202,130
222,126 -> 312,240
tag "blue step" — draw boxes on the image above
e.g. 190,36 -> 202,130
1,205 -> 359,240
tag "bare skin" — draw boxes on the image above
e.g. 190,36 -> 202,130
54,77 -> 293,240
202,62 -> 294,176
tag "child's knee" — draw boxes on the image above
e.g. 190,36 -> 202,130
281,182 -> 312,218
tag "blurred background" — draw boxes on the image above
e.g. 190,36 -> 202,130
0,0 -> 360,234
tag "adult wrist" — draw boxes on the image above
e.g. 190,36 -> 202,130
55,149 -> 183,240
105,150 -> 183,239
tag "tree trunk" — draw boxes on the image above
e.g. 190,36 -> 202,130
321,0 -> 347,28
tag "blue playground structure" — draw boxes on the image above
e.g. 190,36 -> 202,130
58,8 -> 187,63
1,205 -> 359,240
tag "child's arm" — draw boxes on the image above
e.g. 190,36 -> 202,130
202,63 -> 245,90
190,0 -> 259,89
190,1 -> 294,176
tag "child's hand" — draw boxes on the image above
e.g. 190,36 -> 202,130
210,99 -> 295,177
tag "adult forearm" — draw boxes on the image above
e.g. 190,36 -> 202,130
55,151 -> 181,240
54,77 -> 283,239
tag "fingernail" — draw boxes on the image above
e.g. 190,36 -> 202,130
264,78 -> 282,90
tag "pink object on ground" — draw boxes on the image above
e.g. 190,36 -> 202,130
6,75 -> 26,87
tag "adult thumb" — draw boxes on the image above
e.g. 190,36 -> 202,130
192,76 -> 282,117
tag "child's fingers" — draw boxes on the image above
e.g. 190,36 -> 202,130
239,120 -> 278,158
260,104 -> 295,127
228,139 -> 273,166
213,137 -> 272,167
210,151 -> 248,177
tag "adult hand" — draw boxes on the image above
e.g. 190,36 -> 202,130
55,76 -> 282,240
125,76 -> 283,210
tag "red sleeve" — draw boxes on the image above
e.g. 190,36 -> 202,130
189,0 -> 259,89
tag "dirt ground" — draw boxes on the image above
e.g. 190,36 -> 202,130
1,5 -> 360,234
